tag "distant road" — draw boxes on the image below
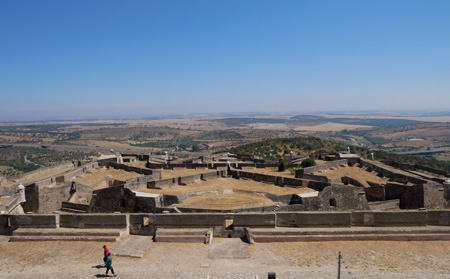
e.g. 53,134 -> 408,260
395,148 -> 450,156
2,143 -> 212,157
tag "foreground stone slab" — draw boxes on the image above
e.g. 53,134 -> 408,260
111,235 -> 153,258
208,238 -> 250,259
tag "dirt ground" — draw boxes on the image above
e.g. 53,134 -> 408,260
141,177 -> 315,196
178,191 -> 275,210
315,166 -> 387,187
0,238 -> 449,278
74,168 -> 143,189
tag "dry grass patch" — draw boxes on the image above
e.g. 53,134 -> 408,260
74,168 -> 143,189
178,192 -> 275,210
141,177 -> 314,196
316,166 -> 387,187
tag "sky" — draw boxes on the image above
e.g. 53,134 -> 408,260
1,0 -> 450,121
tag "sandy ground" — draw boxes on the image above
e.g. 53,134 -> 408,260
141,178 -> 314,196
0,238 -> 449,278
74,169 -> 143,189
178,192 -> 275,210
316,166 -> 387,187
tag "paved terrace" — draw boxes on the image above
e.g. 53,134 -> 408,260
0,236 -> 449,278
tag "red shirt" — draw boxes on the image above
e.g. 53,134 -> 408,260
104,248 -> 109,257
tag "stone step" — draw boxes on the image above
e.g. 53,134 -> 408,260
253,233 -> 450,242
9,235 -> 119,242
59,207 -> 88,213
249,229 -> 450,236
155,228 -> 210,236
155,234 -> 207,243
154,228 -> 212,243
12,228 -> 127,237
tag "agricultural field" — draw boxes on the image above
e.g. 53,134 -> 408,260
0,147 -> 96,176
0,113 -> 449,175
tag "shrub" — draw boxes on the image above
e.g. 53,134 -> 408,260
300,158 -> 316,168
278,160 -> 287,172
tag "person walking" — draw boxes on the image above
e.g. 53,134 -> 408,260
105,252 -> 117,277
103,245 -> 109,265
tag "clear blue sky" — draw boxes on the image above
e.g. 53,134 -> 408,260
1,0 -> 450,121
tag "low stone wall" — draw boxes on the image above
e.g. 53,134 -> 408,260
9,214 -> 59,229
351,211 -> 374,226
151,213 -> 224,228
373,211 -> 427,226
233,213 -> 276,227
125,175 -> 158,190
342,176 -> 365,187
277,212 -> 352,227
427,210 -> 450,226
2,210 -> 449,236
368,199 -> 400,210
108,162 -> 156,175
232,170 -> 327,189
4,162 -> 74,184
148,178 -> 177,189
360,159 -> 427,185
59,214 -> 128,228
201,171 -> 220,180
300,174 -> 330,183
415,165 -> 447,177
178,174 -> 201,185
296,159 -> 349,176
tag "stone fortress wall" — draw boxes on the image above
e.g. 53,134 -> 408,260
1,210 -> 449,237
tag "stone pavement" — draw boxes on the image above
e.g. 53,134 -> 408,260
2,270 -> 450,279
208,238 -> 250,259
111,235 -> 153,258
0,236 -> 9,246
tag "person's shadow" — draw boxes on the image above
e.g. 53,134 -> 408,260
94,275 -> 109,278
92,264 -> 106,269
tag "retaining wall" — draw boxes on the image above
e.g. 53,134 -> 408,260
360,159 -> 427,185
277,212 -> 352,227
148,178 -> 177,189
59,214 -> 128,228
233,213 -> 276,227
178,174 -> 201,185
373,211 -> 427,226
427,210 -> 450,226
296,159 -> 349,176
9,214 -> 59,229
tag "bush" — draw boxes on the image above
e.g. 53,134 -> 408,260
278,160 -> 287,172
300,158 -> 316,168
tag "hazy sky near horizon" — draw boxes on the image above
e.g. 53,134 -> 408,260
1,0 -> 450,121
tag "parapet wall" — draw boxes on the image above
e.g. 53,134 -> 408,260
148,171 -> 226,190
230,170 -> 329,189
296,159 -> 349,176
2,210 -> 449,236
3,162 -> 74,185
108,162 -> 157,176
360,159 -> 427,185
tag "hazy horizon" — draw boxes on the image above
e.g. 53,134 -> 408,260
1,1 -> 450,121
